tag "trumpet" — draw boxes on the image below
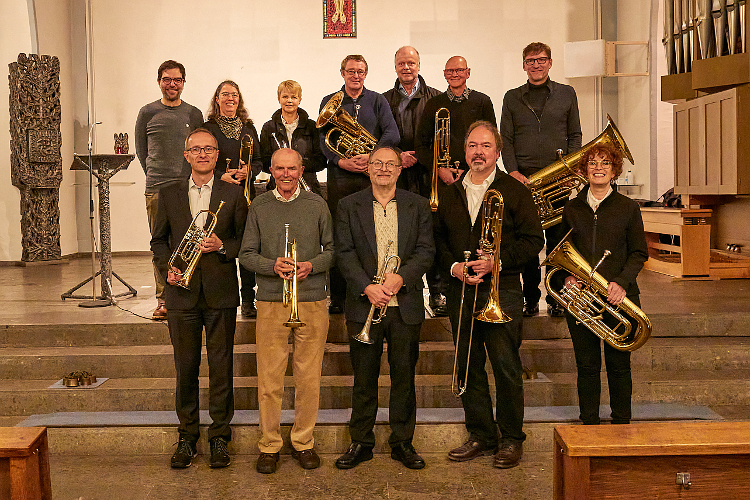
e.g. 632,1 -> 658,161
240,133 -> 253,205
451,251 -> 473,396
353,240 -> 401,344
168,201 -> 225,289
282,223 -> 305,328
430,108 -> 451,212
543,230 -> 652,351
316,91 -> 376,164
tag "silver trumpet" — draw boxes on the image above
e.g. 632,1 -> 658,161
282,223 -> 305,328
353,240 -> 401,344
451,251 -> 473,396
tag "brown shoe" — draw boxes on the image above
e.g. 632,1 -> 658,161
152,303 -> 167,320
493,442 -> 523,469
448,440 -> 497,462
256,452 -> 279,474
291,448 -> 320,469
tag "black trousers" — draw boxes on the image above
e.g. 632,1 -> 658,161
565,296 -> 637,425
168,294 -> 236,442
522,223 -> 566,304
448,284 -> 526,446
346,307 -> 421,447
239,263 -> 255,305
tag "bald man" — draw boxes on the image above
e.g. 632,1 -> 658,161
416,55 -> 496,187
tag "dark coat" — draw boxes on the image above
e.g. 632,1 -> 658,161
150,177 -> 248,310
335,187 -> 435,324
202,120 -> 262,200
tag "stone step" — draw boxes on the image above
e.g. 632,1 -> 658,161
3,337 -> 748,380
2,369 -> 750,417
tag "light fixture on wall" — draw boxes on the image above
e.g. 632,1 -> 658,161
564,40 -> 650,78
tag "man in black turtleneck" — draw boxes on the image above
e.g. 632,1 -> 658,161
500,42 -> 582,318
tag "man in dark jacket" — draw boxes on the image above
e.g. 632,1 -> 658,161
151,128 -> 248,469
500,42 -> 582,318
382,46 -> 446,316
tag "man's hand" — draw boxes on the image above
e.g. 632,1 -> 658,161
339,154 -> 369,173
400,151 -> 417,168
438,166 -> 461,185
364,283 -> 392,308
509,171 -> 529,185
274,256 -> 296,279
451,260 -> 483,285
296,261 -> 313,280
200,234 -> 223,253
606,282 -> 626,305
564,276 -> 579,290
234,161 -> 248,181
221,170 -> 241,185
167,266 -> 182,285
381,272 -> 403,296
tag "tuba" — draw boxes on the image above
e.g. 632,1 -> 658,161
430,108 -> 451,212
240,134 -> 253,205
168,201 -> 225,290
475,190 -> 512,323
282,223 -> 305,328
353,240 -> 401,344
527,114 -> 633,229
316,91 -> 377,161
542,231 -> 652,351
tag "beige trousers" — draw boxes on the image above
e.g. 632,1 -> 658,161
256,299 -> 329,453
145,192 -> 166,301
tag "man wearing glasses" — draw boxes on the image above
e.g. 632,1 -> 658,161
415,56 -> 496,187
334,146 -> 434,470
136,60 -> 204,320
151,128 -> 248,470
319,54 -> 399,313
500,42 -> 582,318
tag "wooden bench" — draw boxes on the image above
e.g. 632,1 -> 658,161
0,427 -> 51,500
553,421 -> 750,499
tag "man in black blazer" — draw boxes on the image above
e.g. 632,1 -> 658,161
151,128 -> 248,469
434,121 -> 543,470
334,146 -> 434,470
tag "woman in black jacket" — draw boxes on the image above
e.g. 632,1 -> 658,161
558,142 -> 648,425
203,80 -> 262,318
259,80 -> 326,195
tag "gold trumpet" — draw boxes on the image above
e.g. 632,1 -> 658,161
316,91 -> 377,162
527,114 -> 633,229
353,240 -> 401,344
430,108 -> 451,212
168,201 -> 225,290
282,223 -> 305,328
240,133 -> 253,204
475,189 -> 512,323
543,230 -> 652,351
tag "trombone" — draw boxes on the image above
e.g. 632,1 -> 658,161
430,108 -> 451,212
282,223 -> 305,328
240,133 -> 253,204
451,251 -> 474,396
353,240 -> 401,344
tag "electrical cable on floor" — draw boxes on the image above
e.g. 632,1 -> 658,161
106,277 -> 169,326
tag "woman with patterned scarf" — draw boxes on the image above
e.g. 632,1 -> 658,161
203,80 -> 263,318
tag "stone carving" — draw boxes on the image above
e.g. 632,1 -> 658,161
9,53 -> 62,261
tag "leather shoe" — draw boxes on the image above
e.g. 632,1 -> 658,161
152,303 -> 167,320
523,301 -> 539,317
256,452 -> 279,474
547,301 -> 565,317
241,302 -> 256,318
391,442 -> 425,469
428,293 -> 448,317
335,442 -> 373,469
493,442 -> 523,469
209,437 -> 230,468
291,448 -> 320,470
448,439 -> 497,462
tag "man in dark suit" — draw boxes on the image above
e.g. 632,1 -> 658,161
151,128 -> 248,469
334,146 -> 434,470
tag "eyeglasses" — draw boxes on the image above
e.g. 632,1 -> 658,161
368,160 -> 399,171
345,69 -> 366,76
587,160 -> 612,169
220,92 -> 239,99
524,57 -> 550,66
444,68 -> 468,75
161,77 -> 185,85
186,146 -> 217,155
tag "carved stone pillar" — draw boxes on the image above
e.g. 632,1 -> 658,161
9,53 -> 62,262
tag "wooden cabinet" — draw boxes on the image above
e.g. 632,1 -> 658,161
673,85 -> 750,195
641,207 -> 712,277
553,421 -> 750,499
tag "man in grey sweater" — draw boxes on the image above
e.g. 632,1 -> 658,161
135,60 -> 204,320
239,148 -> 334,474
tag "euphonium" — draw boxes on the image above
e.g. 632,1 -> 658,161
527,114 -> 633,229
430,108 -> 451,212
168,200 -> 225,290
353,240 -> 401,344
475,189 -> 512,323
542,231 -> 652,351
316,91 -> 377,162
282,223 -> 305,328
240,133 -> 253,204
